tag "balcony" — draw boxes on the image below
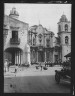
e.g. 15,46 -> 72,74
10,38 -> 20,45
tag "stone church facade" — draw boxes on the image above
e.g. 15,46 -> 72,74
28,24 -> 55,64
3,7 -> 71,65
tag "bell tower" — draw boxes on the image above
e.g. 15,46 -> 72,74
57,14 -> 71,62
9,7 -> 19,19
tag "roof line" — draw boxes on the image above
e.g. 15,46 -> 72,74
5,15 -> 28,25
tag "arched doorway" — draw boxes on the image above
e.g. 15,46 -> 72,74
4,47 -> 23,65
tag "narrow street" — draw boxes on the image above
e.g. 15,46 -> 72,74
4,65 -> 71,93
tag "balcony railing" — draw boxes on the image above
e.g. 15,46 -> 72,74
10,38 -> 20,45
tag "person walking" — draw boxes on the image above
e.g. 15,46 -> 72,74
4,59 -> 8,72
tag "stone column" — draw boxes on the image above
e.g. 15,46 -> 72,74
16,52 -> 17,64
31,32 -> 32,45
28,52 -> 31,65
20,51 -> 21,65
52,51 -> 53,63
21,51 -> 22,64
32,50 -> 33,63
17,52 -> 18,65
37,51 -> 38,63
33,50 -> 35,63
45,51 -> 46,62
19,51 -> 20,65
15,52 -> 16,65
30,50 -> 32,64
17,52 -> 19,65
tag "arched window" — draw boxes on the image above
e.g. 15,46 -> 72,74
59,25 -> 61,32
65,24 -> 68,31
65,36 -> 69,44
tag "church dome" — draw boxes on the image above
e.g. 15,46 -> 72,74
60,14 -> 68,22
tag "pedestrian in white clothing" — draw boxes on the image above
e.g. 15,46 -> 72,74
4,60 -> 8,72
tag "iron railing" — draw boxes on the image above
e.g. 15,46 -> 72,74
10,38 -> 20,45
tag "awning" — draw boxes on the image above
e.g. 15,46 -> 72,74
64,52 -> 71,57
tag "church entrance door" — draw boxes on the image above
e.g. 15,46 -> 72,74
38,51 -> 44,62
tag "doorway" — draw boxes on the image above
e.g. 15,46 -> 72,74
38,51 -> 44,62
4,47 -> 22,65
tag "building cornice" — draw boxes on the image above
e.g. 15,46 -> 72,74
57,31 -> 71,34
57,21 -> 70,24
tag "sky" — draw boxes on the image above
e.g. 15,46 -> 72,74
4,3 -> 71,36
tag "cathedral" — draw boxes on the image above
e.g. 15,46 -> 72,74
3,7 -> 71,66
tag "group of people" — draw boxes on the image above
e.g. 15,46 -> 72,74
4,59 -> 18,73
4,58 -> 71,73
37,62 -> 51,71
62,58 -> 71,70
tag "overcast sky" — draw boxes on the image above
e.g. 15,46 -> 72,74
4,3 -> 71,36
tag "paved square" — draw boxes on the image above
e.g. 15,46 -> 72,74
4,66 -> 71,93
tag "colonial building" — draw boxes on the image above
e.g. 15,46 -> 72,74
4,7 -> 71,66
3,7 -> 31,65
